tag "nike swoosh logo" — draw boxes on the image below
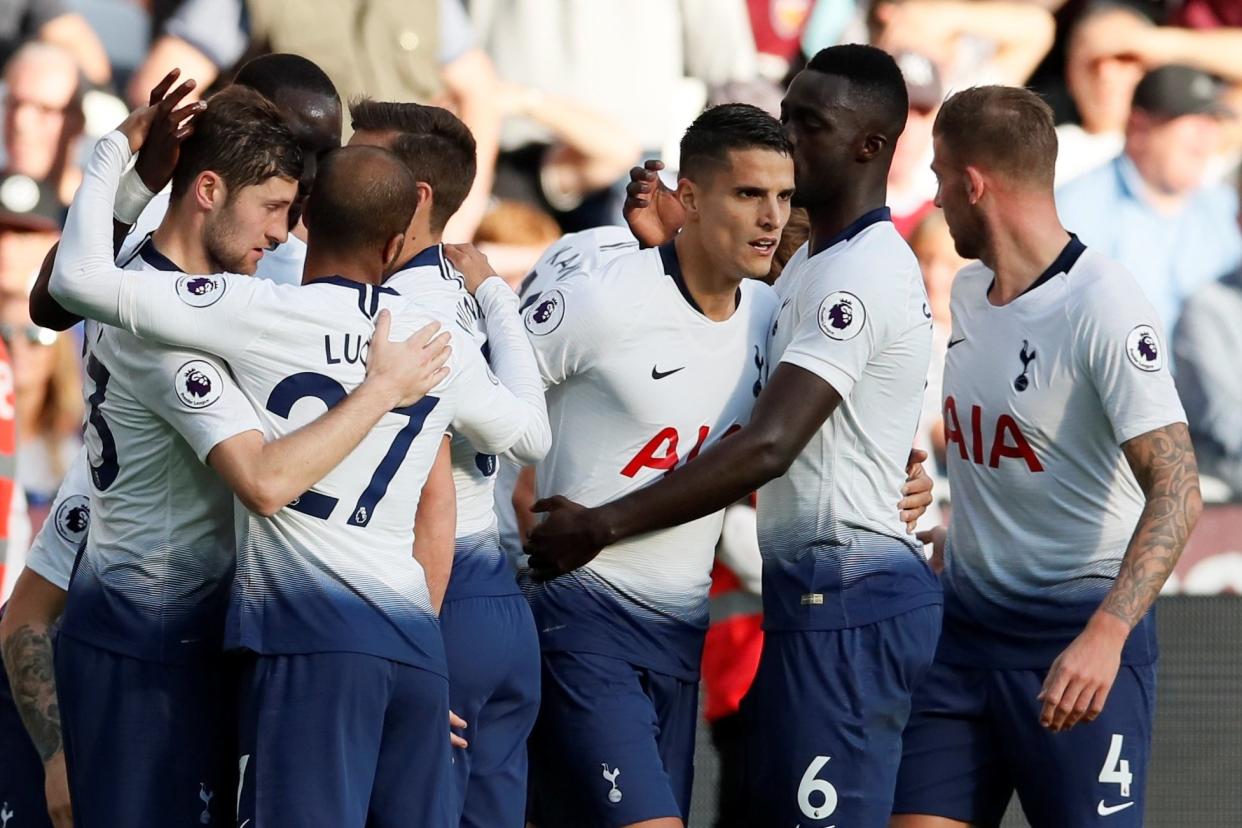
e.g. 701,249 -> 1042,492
651,365 -> 685,380
947,337 -> 967,349
1097,800 -> 1135,816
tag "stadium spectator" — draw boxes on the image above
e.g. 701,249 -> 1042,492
1173,179 -> 1242,501
1056,2 -> 1148,185
0,0 -> 110,85
1057,64 -> 1242,336
2,42 -> 84,209
469,0 -> 759,207
889,50 -> 942,238
746,0 -> 815,81
489,81 -> 642,232
126,0 -> 500,241
472,198 -> 565,286
866,0 -> 1055,88
2,294 -> 79,535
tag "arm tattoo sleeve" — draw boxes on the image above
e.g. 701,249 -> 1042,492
1,623 -> 62,762
1103,422 -> 1203,628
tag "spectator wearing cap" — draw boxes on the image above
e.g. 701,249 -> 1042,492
1056,2 -> 1149,185
888,50 -> 942,239
1057,64 -> 1242,336
0,0 -> 109,85
2,42 -> 83,209
1173,176 -> 1242,501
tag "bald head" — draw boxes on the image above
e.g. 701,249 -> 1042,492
303,146 -> 419,258
235,54 -> 342,158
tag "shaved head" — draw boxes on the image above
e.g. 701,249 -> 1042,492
303,145 -> 418,256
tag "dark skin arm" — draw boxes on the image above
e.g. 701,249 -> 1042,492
31,69 -> 197,330
526,363 -> 840,579
1038,422 -> 1202,732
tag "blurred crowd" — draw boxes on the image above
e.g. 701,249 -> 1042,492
2,0 -> 1242,585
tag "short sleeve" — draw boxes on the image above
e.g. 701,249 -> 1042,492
521,273 -> 612,388
778,254 -> 896,398
1074,265 -> 1187,445
134,350 -> 263,462
25,445 -> 91,591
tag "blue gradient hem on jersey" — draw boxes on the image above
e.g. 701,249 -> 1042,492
224,578 -> 448,679
518,567 -> 706,682
58,553 -> 229,664
443,528 -> 521,602
760,532 -> 942,631
936,579 -> 1157,669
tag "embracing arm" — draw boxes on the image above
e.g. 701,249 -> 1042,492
208,314 -> 451,517
524,364 -> 838,577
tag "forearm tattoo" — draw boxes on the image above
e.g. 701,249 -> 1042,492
1,623 -> 62,761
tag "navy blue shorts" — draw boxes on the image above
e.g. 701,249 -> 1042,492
742,604 -> 942,828
235,651 -> 453,828
441,593 -> 541,828
894,658 -> 1156,827
0,653 -> 52,828
527,650 -> 698,828
54,633 -> 234,827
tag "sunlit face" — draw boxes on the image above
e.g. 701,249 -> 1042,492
930,134 -> 987,261
0,294 -> 57,396
684,147 -> 795,280
203,176 -> 297,274
3,55 -> 79,181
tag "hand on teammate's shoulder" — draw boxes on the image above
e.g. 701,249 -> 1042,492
364,311 -> 452,407
443,244 -> 500,296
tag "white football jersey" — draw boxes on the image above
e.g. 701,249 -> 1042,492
522,242 -> 776,679
497,227 -> 640,563
760,210 -> 940,632
58,240 -> 262,664
386,244 -> 550,599
53,132 -> 550,671
24,444 -> 92,592
939,237 -> 1186,668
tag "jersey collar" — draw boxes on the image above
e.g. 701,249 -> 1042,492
810,206 -> 892,257
390,243 -> 443,276
990,233 -> 1088,300
138,236 -> 183,273
658,240 -> 740,316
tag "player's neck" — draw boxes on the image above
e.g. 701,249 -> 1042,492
805,185 -> 886,256
303,247 -> 383,286
394,230 -> 442,270
151,203 -> 216,275
984,205 -> 1071,305
673,231 -> 741,322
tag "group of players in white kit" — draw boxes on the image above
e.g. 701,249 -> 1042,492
0,41 -> 1201,828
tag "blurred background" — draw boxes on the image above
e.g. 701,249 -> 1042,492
0,0 -> 1239,823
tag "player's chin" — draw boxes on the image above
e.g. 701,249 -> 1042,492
739,246 -> 777,277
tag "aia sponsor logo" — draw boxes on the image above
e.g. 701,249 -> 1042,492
944,396 -> 1043,472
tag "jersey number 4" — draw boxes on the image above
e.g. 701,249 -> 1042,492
266,372 -> 438,526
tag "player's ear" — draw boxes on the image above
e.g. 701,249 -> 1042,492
965,165 -> 986,206
413,182 -> 434,227
381,233 -> 405,275
677,178 -> 698,216
194,171 -> 224,211
859,131 -> 886,161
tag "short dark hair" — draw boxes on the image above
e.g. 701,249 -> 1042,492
679,103 -> 791,182
348,98 -> 477,233
303,145 -> 418,255
170,85 -> 304,198
805,44 -> 908,138
233,53 -> 340,110
934,86 -> 1058,187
